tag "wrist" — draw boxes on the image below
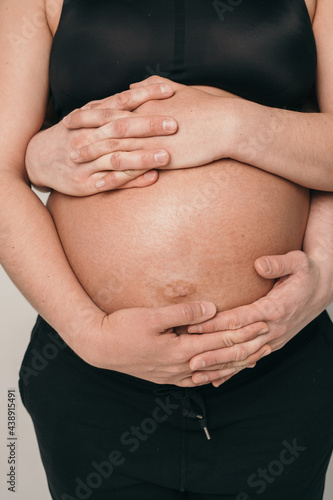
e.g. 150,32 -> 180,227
59,302 -> 107,363
25,132 -> 45,188
309,249 -> 333,307
216,96 -> 247,161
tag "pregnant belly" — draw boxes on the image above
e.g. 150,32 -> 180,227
47,159 -> 309,333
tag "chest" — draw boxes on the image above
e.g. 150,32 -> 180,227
49,0 -> 317,116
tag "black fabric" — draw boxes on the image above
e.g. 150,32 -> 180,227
49,0 -> 317,118
19,311 -> 333,499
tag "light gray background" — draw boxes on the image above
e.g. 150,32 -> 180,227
1,210 -> 333,498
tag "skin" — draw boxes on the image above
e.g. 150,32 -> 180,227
1,0 -> 330,386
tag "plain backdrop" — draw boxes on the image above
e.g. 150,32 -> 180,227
1,190 -> 333,499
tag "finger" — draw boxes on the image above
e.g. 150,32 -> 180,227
70,138 -> 128,163
193,344 -> 270,374
189,321 -> 268,347
192,345 -> 271,385
90,83 -> 175,111
99,115 -> 177,140
187,306 -> 264,334
130,76 -> 174,89
192,365 -> 247,385
63,108 -> 130,129
87,149 -> 170,172
69,117 -> 177,162
255,250 -> 307,279
149,301 -> 217,332
94,170 -> 158,191
189,335 -> 271,371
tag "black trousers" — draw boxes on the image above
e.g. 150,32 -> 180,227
19,311 -> 333,500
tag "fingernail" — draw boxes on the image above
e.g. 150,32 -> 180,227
258,258 -> 271,273
258,328 -> 269,335
62,114 -> 71,125
154,151 -> 169,164
195,374 -> 208,383
160,84 -> 173,95
144,170 -> 157,180
163,118 -> 177,132
192,359 -> 206,370
95,179 -> 106,188
261,348 -> 271,358
201,302 -> 216,315
70,150 -> 80,160
188,325 -> 202,334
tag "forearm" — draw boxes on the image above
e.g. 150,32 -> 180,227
0,171 -> 103,350
302,191 -> 333,305
226,97 -> 333,190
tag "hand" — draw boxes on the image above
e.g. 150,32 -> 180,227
75,301 -> 270,387
187,250 -> 329,387
26,83 -> 177,195
67,76 -> 238,174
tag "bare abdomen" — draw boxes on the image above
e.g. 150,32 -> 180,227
47,160 -> 309,333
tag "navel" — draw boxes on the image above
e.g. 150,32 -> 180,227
163,280 -> 196,300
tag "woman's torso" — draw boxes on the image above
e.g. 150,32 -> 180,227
46,0 -> 316,332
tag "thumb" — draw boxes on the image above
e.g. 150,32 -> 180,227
150,301 -> 217,332
255,250 -> 304,279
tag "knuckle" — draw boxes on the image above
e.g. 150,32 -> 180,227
222,332 -> 236,348
113,119 -> 129,137
180,304 -> 197,324
210,354 -> 220,366
110,152 -> 121,169
220,361 -> 232,371
70,131 -> 90,150
106,138 -> 120,150
115,91 -> 130,108
228,314 -> 244,330
148,117 -> 160,133
235,344 -> 248,362
77,145 -> 89,160
122,169 -> 138,178
139,150 -> 152,167
101,108 -> 115,122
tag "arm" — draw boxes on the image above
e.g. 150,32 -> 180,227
227,0 -> 333,190
0,0 -> 110,347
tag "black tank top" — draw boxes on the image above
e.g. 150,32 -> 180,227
49,0 -> 317,118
